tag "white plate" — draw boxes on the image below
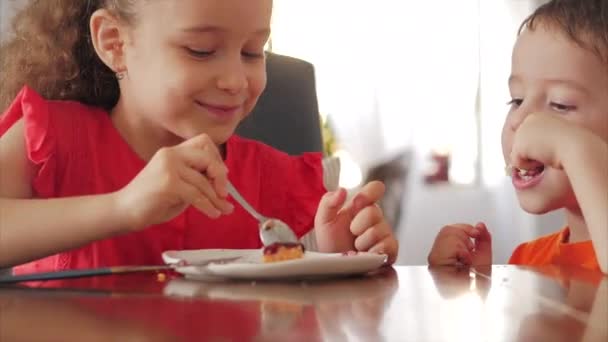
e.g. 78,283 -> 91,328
162,249 -> 387,281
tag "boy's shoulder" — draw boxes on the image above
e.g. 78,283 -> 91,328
509,227 -> 599,270
508,228 -> 568,265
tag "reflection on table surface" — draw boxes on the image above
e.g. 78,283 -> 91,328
1,265 -> 605,341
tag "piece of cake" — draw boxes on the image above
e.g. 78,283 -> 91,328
263,242 -> 305,263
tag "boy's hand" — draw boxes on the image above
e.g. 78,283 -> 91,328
427,222 -> 492,266
314,181 -> 399,265
510,112 -> 577,170
115,134 -> 234,232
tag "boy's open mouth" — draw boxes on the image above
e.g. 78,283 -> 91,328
514,164 -> 545,182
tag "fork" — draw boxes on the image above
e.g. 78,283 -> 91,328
226,181 -> 299,246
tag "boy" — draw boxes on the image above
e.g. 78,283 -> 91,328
428,0 -> 608,273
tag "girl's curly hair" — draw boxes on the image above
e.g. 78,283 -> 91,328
0,0 -> 138,112
520,0 -> 608,64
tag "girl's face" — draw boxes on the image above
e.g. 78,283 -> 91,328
118,0 -> 272,145
502,23 -> 608,214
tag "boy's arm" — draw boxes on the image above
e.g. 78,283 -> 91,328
563,131 -> 608,273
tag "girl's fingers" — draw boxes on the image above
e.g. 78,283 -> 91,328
176,181 -> 221,218
368,236 -> 398,264
354,225 -> 390,251
350,205 -> 384,236
177,137 -> 229,197
179,167 -> 233,214
315,189 -> 348,225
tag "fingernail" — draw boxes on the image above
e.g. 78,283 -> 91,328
333,189 -> 342,198
209,209 -> 221,218
354,196 -> 366,211
226,203 -> 234,213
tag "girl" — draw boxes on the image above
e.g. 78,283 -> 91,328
0,0 -> 398,273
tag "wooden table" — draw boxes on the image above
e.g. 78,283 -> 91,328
0,265 -> 606,341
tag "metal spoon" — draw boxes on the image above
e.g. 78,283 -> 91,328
226,181 -> 299,246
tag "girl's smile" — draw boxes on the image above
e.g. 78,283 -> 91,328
195,100 -> 242,122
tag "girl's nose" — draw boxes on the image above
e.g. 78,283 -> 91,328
216,60 -> 248,94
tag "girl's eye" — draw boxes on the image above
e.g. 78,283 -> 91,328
242,51 -> 265,59
507,98 -> 522,109
550,102 -> 577,113
186,48 -> 213,58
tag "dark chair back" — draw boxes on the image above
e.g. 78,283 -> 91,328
236,52 -> 323,155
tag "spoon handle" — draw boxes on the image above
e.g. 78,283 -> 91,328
226,181 -> 267,223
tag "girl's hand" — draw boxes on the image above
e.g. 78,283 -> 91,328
315,181 -> 399,265
115,134 -> 234,231
427,223 -> 492,266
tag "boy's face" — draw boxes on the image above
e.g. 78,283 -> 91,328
120,0 -> 272,145
502,23 -> 608,214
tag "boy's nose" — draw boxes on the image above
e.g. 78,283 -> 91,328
508,106 -> 532,131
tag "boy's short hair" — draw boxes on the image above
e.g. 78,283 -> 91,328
519,0 -> 608,64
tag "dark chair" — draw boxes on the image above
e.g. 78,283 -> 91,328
364,150 -> 412,231
236,52 -> 324,155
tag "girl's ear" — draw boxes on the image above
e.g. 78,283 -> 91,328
90,9 -> 128,74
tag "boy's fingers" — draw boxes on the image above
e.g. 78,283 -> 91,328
475,222 -> 492,242
446,227 -> 477,250
441,224 -> 479,238
457,249 -> 473,265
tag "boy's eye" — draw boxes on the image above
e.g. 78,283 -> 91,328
550,102 -> 576,112
507,98 -> 522,108
186,47 -> 213,58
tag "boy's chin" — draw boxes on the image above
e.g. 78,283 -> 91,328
517,195 -> 560,215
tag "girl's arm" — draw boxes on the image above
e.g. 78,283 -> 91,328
0,195 -> 128,268
562,131 -> 608,273
0,120 -> 129,268
0,119 -> 234,269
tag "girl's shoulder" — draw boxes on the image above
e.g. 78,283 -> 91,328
1,86 -> 110,138
0,86 -> 118,197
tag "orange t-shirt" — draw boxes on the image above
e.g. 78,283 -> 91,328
508,227 -> 600,271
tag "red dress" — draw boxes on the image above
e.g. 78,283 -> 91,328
0,87 -> 326,274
